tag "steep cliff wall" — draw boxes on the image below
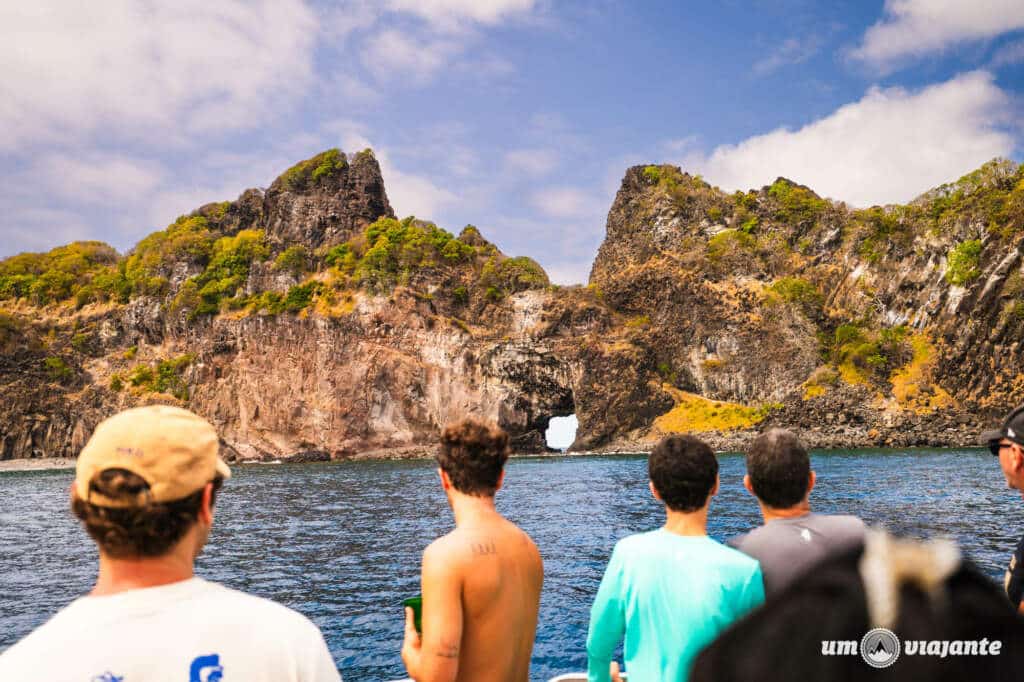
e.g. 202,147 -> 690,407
0,150 -> 610,459
3,151 -> 1023,460
587,161 -> 1024,448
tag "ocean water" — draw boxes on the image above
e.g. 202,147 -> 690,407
2,449 -> 1022,680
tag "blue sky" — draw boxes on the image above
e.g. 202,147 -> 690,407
3,1 -> 1023,283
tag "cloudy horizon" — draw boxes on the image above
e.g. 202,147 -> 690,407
2,0 -> 1022,285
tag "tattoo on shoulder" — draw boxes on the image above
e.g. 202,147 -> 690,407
470,539 -> 497,556
435,640 -> 460,659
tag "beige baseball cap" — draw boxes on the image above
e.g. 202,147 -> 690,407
75,405 -> 231,508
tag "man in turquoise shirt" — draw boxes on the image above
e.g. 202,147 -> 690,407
587,435 -> 765,682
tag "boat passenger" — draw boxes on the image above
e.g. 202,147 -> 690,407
691,530 -> 1024,681
0,405 -> 341,682
586,435 -> 764,682
728,428 -> 865,597
401,418 -> 543,682
982,404 -> 1024,614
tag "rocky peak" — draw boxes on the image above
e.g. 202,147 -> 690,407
5,153 -> 1024,462
262,148 -> 394,251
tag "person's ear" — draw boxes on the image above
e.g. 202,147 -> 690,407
437,468 -> 451,490
648,480 -> 662,501
808,470 -> 817,495
198,482 -> 215,526
742,474 -> 755,496
710,473 -> 720,498
1013,444 -> 1024,470
495,469 -> 505,491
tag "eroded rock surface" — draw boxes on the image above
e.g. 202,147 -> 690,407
3,152 -> 1024,460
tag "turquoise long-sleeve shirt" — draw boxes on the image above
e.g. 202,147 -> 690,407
586,530 -> 765,682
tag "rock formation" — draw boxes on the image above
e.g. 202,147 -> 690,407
2,150 -> 1023,460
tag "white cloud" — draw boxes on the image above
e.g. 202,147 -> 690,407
321,118 -> 374,151
35,153 -> 165,205
0,0 -> 317,151
850,0 -> 1024,69
992,39 -> 1024,67
661,136 -> 699,155
544,261 -> 591,286
322,0 -> 380,40
380,164 -> 458,219
328,73 -> 381,105
2,208 -> 96,254
686,71 -> 1016,207
530,187 -> 594,219
361,29 -> 461,83
504,148 -> 559,176
753,36 -> 822,75
347,0 -> 539,86
386,0 -> 536,29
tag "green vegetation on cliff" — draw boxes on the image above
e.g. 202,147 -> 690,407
852,206 -> 909,263
0,242 -> 122,306
43,356 -> 73,383
765,277 -> 823,317
170,229 -> 269,319
126,215 -> 215,296
827,323 -> 910,385
477,255 -> 549,300
767,178 -> 828,227
274,245 -> 310,276
279,148 -> 347,191
112,354 -> 194,401
321,216 -> 477,292
311,216 -> 546,304
0,311 -> 21,349
923,159 -> 1024,237
945,239 -> 983,286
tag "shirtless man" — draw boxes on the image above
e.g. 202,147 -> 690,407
401,418 -> 543,682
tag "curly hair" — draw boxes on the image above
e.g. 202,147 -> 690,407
745,428 -> 811,509
437,418 -> 510,496
71,468 -> 223,558
649,435 -> 718,512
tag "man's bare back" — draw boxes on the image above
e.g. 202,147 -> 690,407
405,510 -> 543,682
402,418 -> 543,682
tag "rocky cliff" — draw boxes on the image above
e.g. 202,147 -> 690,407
587,161 -> 1024,449
2,151 -> 1023,461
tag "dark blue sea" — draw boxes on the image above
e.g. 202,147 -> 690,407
2,449 -> 1023,680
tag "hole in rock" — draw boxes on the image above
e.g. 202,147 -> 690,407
545,414 -> 578,452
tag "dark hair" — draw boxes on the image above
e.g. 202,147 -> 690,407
71,468 -> 223,558
691,542 -> 1024,682
437,418 -> 510,496
648,435 -> 718,512
746,428 -> 811,508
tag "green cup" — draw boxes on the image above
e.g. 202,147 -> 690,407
403,595 -> 423,634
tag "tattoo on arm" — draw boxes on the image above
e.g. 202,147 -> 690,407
470,539 -> 497,556
434,640 -> 460,659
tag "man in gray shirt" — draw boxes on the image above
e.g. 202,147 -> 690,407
729,428 -> 865,597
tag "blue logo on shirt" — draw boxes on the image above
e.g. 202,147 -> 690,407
91,674 -> 123,682
189,654 -> 224,682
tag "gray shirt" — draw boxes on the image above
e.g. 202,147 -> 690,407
728,513 -> 866,597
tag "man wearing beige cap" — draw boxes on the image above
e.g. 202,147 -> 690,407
0,405 -> 342,681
